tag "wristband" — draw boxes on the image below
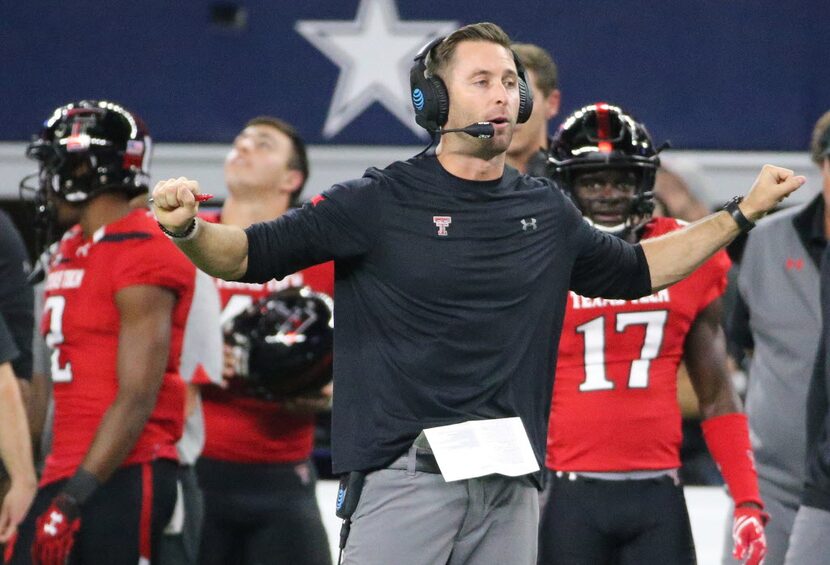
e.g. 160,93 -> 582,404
63,468 -> 101,506
702,412 -> 763,508
158,217 -> 199,240
723,196 -> 755,233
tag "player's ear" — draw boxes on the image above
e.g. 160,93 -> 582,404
545,89 -> 561,120
281,170 -> 304,195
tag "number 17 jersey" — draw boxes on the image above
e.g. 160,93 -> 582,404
546,217 -> 731,472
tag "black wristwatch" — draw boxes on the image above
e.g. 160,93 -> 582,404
723,196 -> 755,233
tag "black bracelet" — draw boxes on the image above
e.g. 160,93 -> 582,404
157,218 -> 197,239
723,196 -> 755,233
63,468 -> 101,506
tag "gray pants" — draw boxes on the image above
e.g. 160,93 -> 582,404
342,453 -> 539,565
784,505 -> 830,564
721,479 -> 798,565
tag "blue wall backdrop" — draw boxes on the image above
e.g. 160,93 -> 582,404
2,0 -> 827,149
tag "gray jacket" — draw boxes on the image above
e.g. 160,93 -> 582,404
730,195 -> 825,506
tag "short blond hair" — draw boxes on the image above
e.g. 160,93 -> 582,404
810,110 -> 830,165
512,43 -> 558,96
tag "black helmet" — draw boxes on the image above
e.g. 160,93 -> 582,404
549,102 -> 662,236
24,100 -> 151,202
224,287 -> 334,401
19,100 -> 152,275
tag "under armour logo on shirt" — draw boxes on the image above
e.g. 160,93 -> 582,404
521,218 -> 537,231
786,258 -> 804,271
433,216 -> 452,236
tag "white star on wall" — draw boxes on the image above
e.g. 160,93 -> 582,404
296,0 -> 457,139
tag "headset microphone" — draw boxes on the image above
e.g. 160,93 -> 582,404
439,122 -> 495,139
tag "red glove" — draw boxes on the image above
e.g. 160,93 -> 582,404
732,505 -> 769,565
32,494 -> 81,565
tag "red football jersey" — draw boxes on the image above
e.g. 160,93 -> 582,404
201,260 -> 335,464
546,217 -> 731,472
41,209 -> 194,486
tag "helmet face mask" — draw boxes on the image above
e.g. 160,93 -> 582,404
549,103 -> 661,238
20,99 -> 152,257
224,287 -> 334,401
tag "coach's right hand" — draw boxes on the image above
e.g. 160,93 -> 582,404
151,177 -> 202,232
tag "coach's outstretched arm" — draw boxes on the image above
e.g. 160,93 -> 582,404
152,177 -> 249,280
642,165 -> 806,292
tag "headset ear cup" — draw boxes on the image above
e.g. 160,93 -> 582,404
410,35 -> 449,133
512,49 -> 534,124
411,69 -> 437,132
430,76 -> 450,128
517,78 -> 534,124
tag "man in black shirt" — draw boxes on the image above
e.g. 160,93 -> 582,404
0,211 -> 33,389
152,22 -> 805,565
0,210 -> 37,545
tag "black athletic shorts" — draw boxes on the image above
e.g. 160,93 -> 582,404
8,459 -> 177,565
196,457 -> 331,565
538,469 -> 696,565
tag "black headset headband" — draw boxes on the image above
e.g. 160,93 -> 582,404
409,35 -> 534,134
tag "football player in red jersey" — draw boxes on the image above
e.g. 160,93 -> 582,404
10,100 -> 195,565
195,117 -> 332,565
538,104 -> 767,565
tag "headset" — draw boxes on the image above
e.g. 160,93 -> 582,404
409,35 -> 534,134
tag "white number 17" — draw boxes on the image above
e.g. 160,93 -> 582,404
575,310 -> 668,392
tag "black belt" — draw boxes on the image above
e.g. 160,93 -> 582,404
386,448 -> 441,474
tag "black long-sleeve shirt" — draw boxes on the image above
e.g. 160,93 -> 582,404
804,242 -> 830,510
0,210 -> 33,381
242,156 -> 651,474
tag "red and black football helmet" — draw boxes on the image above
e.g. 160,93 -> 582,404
549,102 -> 663,237
20,100 -> 152,258
224,286 -> 334,401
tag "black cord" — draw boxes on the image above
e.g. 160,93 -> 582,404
413,132 -> 439,159
337,519 -> 351,565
